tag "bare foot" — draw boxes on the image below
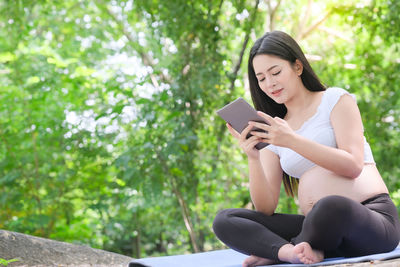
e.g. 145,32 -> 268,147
242,255 -> 276,267
278,242 -> 324,264
293,242 -> 324,264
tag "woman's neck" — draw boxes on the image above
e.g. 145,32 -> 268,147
284,88 -> 321,120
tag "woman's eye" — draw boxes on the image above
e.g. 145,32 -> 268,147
259,78 -> 265,82
272,70 -> 281,76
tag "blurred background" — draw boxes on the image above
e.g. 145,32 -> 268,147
0,0 -> 399,259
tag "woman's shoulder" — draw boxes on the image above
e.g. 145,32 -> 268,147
325,87 -> 354,96
323,87 -> 356,112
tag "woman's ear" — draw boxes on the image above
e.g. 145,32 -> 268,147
294,59 -> 303,76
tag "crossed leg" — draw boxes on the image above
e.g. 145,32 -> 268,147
214,194 -> 400,266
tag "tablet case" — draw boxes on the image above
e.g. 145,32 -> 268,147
217,98 -> 269,149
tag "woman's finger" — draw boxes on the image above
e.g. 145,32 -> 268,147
240,124 -> 254,141
250,130 -> 269,139
242,136 -> 262,150
226,123 -> 240,139
248,121 -> 271,132
256,111 -> 274,125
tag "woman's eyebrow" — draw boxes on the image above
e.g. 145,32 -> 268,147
255,65 -> 279,76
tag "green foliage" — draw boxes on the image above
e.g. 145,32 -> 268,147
0,0 -> 399,259
0,258 -> 19,266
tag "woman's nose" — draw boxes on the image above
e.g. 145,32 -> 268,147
264,76 -> 276,88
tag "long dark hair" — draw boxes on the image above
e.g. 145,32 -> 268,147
248,31 -> 326,197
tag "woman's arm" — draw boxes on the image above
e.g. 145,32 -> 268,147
289,94 -> 364,178
226,123 -> 283,215
248,149 -> 283,215
250,94 -> 365,179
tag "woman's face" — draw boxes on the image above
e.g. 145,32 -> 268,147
252,54 -> 302,104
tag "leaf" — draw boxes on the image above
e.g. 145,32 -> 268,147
0,258 -> 19,266
47,56 -> 68,68
0,52 -> 16,63
0,172 -> 20,185
135,98 -> 152,105
170,167 -> 183,177
26,76 -> 40,85
73,66 -> 95,77
112,104 -> 125,115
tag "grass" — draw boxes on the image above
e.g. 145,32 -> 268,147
0,258 -> 19,266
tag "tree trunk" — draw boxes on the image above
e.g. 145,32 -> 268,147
170,178 -> 201,253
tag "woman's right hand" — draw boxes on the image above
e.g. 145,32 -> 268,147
226,123 -> 261,159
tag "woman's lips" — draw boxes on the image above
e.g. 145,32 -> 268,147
271,88 -> 283,96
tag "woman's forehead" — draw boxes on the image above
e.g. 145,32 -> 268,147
253,54 -> 288,71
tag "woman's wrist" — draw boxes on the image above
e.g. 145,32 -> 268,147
285,132 -> 302,150
248,155 -> 261,164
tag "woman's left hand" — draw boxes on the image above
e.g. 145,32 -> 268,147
249,111 -> 296,147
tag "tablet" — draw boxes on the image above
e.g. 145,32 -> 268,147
217,97 -> 269,149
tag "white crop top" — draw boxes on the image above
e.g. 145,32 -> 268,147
266,87 -> 375,179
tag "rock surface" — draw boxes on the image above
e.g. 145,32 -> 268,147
0,229 -> 133,266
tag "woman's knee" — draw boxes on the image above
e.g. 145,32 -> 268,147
297,196 -> 356,246
308,195 -> 356,227
212,209 -> 236,237
213,208 -> 254,242
314,195 -> 354,214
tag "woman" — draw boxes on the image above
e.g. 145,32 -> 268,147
212,31 -> 400,266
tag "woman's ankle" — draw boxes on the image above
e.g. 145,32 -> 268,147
277,243 -> 296,263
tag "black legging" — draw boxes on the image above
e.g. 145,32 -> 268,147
213,193 -> 400,261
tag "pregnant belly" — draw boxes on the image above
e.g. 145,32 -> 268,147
298,164 -> 388,215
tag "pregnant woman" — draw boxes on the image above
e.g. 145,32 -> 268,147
212,31 -> 400,266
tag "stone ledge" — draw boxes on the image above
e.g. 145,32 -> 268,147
0,229 -> 133,267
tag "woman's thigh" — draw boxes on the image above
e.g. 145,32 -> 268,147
213,208 -> 305,241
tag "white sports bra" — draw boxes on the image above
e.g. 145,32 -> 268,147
266,87 -> 375,179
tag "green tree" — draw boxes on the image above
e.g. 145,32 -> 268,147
0,0 -> 399,259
